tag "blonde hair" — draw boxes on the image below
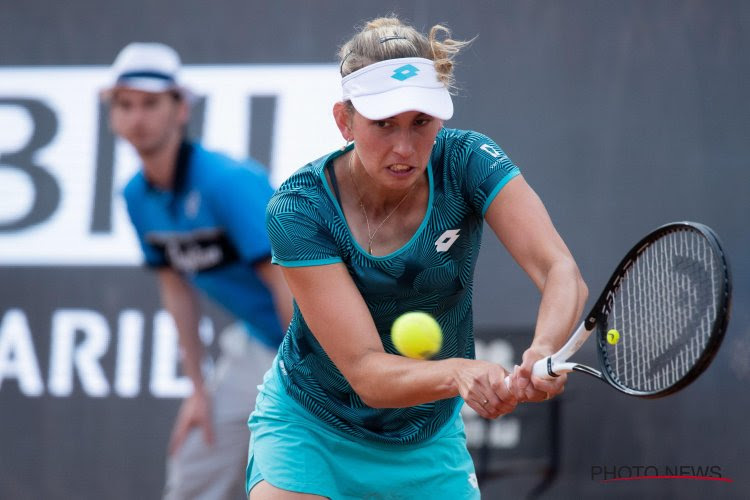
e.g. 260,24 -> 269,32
338,16 -> 472,93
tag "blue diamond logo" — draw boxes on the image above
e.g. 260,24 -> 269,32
391,64 -> 419,81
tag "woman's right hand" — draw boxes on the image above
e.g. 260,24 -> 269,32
452,359 -> 518,419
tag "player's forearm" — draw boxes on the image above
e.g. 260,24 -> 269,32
532,258 -> 588,352
347,353 -> 466,408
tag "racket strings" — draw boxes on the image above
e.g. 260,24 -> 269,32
603,229 -> 722,393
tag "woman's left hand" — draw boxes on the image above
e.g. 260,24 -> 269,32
508,346 -> 567,403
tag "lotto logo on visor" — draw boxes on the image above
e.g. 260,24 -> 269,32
391,64 -> 419,81
342,57 -> 453,121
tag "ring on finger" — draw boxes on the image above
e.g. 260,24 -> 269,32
481,399 -> 489,406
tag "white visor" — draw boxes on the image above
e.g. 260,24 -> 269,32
342,57 -> 453,120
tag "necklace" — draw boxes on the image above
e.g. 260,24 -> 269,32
348,151 -> 417,254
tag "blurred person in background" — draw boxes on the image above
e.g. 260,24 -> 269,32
101,42 -> 292,500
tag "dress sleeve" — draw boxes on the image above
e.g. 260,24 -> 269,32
265,190 -> 343,267
453,131 -> 521,217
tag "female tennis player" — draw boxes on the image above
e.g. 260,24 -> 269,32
248,16 -> 588,499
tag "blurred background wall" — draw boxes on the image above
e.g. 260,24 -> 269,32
1,1 -> 748,498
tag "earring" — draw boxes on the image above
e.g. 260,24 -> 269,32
340,139 -> 352,152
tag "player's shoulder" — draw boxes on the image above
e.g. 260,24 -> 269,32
269,150 -> 332,211
436,127 -> 500,158
434,128 -> 513,176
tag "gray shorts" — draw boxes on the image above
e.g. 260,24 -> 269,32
163,323 -> 277,500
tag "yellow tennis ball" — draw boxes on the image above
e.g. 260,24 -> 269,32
391,312 -> 443,359
607,329 -> 620,345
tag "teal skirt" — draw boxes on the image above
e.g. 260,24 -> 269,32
246,357 -> 480,499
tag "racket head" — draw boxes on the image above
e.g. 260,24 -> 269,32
588,222 -> 731,398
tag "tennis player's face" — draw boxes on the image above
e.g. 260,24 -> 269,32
351,110 -> 442,190
109,88 -> 188,156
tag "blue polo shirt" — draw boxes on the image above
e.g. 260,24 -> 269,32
124,141 -> 284,348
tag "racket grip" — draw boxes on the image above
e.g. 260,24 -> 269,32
532,357 -> 552,378
502,357 -> 554,390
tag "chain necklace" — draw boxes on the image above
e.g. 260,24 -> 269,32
348,150 -> 416,254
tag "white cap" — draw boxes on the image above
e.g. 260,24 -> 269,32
342,57 -> 453,120
100,42 -> 193,100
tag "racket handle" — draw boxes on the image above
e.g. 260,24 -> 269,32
502,357 -> 554,389
532,357 -> 552,378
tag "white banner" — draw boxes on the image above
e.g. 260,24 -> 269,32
0,65 -> 342,265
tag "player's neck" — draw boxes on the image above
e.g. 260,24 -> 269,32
347,154 -> 426,216
141,134 -> 183,190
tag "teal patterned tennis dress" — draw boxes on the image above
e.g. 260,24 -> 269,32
248,127 -> 520,498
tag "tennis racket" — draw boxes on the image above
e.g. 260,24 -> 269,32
506,221 -> 731,398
